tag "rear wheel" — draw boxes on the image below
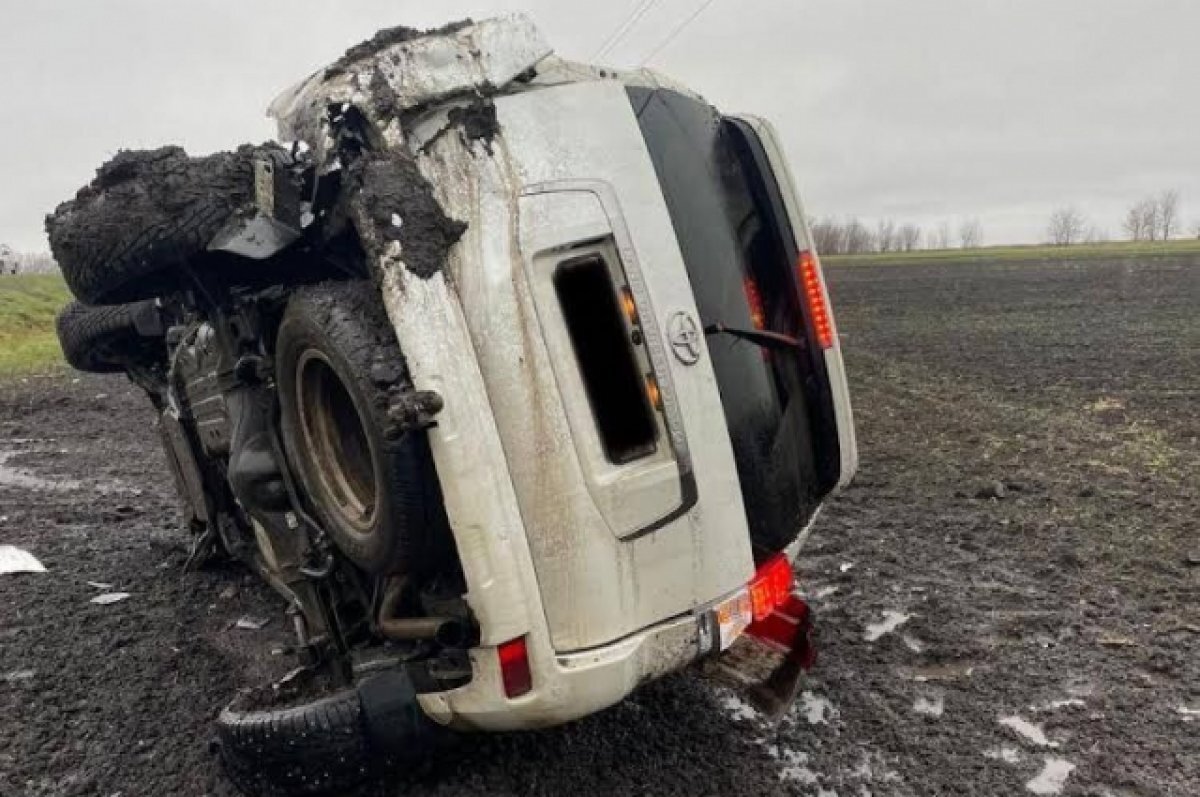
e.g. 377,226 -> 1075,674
276,280 -> 443,575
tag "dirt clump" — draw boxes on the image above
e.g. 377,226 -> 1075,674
343,154 -> 467,279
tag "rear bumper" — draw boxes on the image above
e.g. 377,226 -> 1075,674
421,612 -> 704,731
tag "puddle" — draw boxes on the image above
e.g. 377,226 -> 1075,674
1026,757 -> 1075,795
999,715 -> 1058,747
0,450 -> 81,491
865,610 -> 911,641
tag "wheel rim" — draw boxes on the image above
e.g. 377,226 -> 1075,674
295,351 -> 378,535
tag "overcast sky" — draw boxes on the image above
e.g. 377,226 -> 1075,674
2,0 -> 1198,251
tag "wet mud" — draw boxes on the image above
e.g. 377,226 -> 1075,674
2,255 -> 1197,795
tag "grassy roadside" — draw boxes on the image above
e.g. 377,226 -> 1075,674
0,273 -> 70,376
824,238 -> 1200,266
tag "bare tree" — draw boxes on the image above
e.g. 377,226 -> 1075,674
1084,226 -> 1109,244
810,218 -> 845,255
1157,190 -> 1180,240
844,218 -> 873,254
1047,207 -> 1087,246
897,224 -> 922,252
874,219 -> 897,253
958,218 -> 983,249
1123,204 -> 1146,241
18,252 -> 58,274
1123,198 -> 1161,241
0,245 -> 58,275
933,221 -> 953,250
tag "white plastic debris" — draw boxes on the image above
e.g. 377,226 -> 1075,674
1026,757 -> 1076,795
390,213 -> 403,227
235,616 -> 270,631
0,545 -> 46,574
90,592 -> 131,605
864,610 -> 911,641
999,715 -> 1058,747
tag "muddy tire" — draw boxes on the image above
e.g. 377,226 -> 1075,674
215,689 -> 371,797
55,300 -> 163,374
215,672 -> 434,797
45,144 -> 287,305
276,280 -> 444,575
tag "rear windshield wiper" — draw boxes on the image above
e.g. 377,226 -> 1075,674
704,322 -> 801,351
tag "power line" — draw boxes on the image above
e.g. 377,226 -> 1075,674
638,0 -> 721,65
591,0 -> 664,62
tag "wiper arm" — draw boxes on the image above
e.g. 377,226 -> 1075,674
703,322 -> 802,351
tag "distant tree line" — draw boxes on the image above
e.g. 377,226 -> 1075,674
1047,190 -> 1196,246
0,245 -> 58,274
810,217 -> 984,254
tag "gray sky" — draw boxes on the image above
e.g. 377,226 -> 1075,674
2,0 -> 1198,251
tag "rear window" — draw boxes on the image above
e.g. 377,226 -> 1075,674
628,87 -> 840,556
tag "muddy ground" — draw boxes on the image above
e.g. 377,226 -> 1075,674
1,255 -> 1197,796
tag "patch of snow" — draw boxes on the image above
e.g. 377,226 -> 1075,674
1026,757 -> 1076,795
984,746 -> 1022,764
799,691 -> 837,725
839,562 -> 855,573
813,585 -> 840,599
86,581 -> 113,590
720,694 -> 759,722
864,610 -> 911,641
234,616 -> 270,631
89,592 -> 131,605
390,213 -> 403,227
1177,706 -> 1200,717
902,634 -> 925,653
778,749 -> 819,785
1034,698 -> 1085,712
999,715 -> 1058,748
913,694 -> 945,717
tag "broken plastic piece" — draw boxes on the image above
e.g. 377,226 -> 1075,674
0,545 -> 46,574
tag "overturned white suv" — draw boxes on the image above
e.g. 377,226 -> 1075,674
48,15 -> 855,795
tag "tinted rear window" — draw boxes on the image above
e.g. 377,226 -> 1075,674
628,87 -> 839,555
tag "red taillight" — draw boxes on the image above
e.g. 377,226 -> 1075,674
748,553 -> 794,622
797,250 -> 834,349
742,276 -> 767,330
497,636 -> 532,698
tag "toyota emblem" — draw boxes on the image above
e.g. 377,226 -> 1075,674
667,310 -> 702,365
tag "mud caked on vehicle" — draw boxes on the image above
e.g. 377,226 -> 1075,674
47,15 -> 856,795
